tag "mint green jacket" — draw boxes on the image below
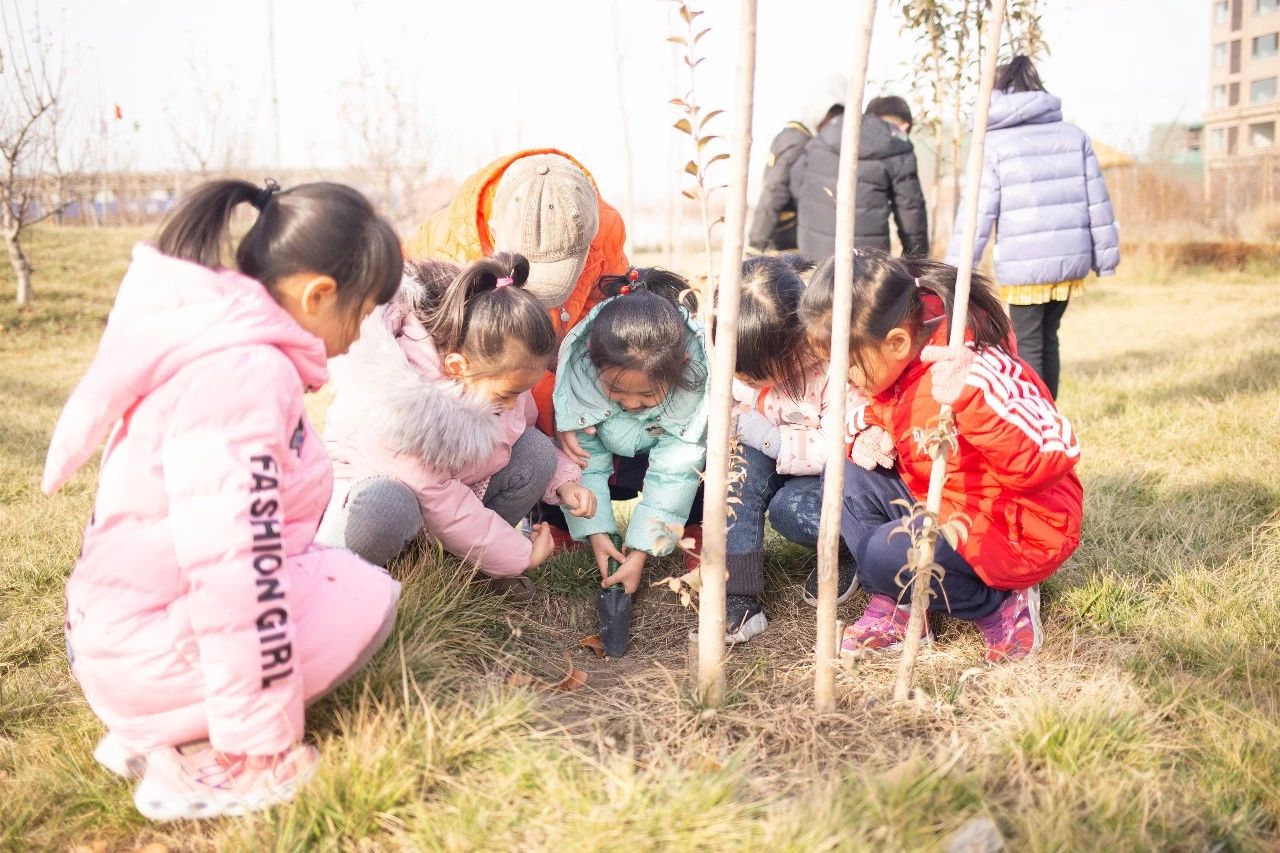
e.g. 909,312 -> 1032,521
552,299 -> 708,555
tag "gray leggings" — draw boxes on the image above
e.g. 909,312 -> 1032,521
319,428 -> 558,567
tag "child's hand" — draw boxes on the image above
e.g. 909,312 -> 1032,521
588,533 -> 627,585
920,345 -> 976,406
556,427 -> 594,469
526,522 -> 554,569
556,482 -> 597,518
850,425 -> 896,470
601,549 -> 646,595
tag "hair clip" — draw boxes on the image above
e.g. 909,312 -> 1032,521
619,285 -> 631,295
495,276 -> 514,288
252,178 -> 280,211
627,269 -> 640,282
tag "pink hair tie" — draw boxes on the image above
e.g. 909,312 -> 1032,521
496,276 -> 514,288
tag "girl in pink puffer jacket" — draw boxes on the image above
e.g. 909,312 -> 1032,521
42,180 -> 404,822
724,254 -> 867,644
317,254 -> 591,593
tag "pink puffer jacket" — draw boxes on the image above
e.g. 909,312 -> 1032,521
322,297 -> 580,576
43,244 -> 400,756
732,371 -> 861,476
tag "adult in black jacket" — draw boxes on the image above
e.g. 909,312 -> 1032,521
746,122 -> 811,252
747,76 -> 847,253
790,96 -> 929,261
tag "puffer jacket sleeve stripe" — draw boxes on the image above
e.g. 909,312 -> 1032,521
958,348 -> 1081,492
1083,138 -> 1120,276
162,349 -> 304,756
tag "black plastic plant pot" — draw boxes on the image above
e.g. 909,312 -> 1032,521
597,586 -> 632,657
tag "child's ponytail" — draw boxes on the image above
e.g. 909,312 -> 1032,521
412,252 -> 556,371
904,257 -> 1010,351
799,248 -> 1010,363
596,266 -> 698,313
155,178 -> 401,332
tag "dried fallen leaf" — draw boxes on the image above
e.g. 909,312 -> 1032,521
554,665 -> 589,692
580,634 -> 606,658
505,652 -> 589,693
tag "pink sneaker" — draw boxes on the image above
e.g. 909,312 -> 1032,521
840,593 -> 933,655
132,742 -> 318,821
975,586 -> 1043,663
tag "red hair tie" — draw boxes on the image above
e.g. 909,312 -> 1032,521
619,285 -> 631,295
627,269 -> 640,282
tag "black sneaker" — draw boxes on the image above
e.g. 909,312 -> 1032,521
724,594 -> 768,645
803,558 -> 858,608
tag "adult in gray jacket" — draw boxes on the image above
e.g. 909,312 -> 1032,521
789,95 -> 929,262
945,56 -> 1119,398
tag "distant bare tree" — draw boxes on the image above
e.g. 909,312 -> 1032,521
0,4 -> 70,306
166,57 -> 251,181
340,60 -> 435,227
1007,0 -> 1048,61
899,0 -> 951,253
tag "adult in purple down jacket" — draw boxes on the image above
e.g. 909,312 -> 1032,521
945,56 -> 1119,399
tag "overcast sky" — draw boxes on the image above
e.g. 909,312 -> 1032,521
45,0 -> 1206,206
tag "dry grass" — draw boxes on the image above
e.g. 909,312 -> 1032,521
2,228 -> 1279,850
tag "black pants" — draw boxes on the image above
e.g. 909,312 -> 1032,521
1009,298 -> 1069,399
533,452 -> 705,531
840,461 -> 1006,621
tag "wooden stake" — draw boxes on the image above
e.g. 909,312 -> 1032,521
814,0 -> 878,714
892,0 -> 1008,704
696,0 -> 757,705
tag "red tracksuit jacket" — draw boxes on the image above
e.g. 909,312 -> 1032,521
850,320 -> 1083,589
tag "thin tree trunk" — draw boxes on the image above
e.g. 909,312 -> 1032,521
6,227 -> 33,307
814,0 -> 878,713
697,0 -> 757,706
893,0 -> 1007,703
611,0 -> 636,258
930,36 -> 946,256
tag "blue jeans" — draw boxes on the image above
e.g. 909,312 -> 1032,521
839,461 -> 1006,621
725,445 -> 824,597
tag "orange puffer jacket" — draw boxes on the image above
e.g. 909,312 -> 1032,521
849,318 -> 1083,590
403,149 -> 629,434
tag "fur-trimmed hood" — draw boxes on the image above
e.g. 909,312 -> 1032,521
326,287 -> 504,473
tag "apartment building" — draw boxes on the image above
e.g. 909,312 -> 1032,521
1206,0 -> 1280,160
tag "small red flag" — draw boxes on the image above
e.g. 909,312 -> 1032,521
114,104 -> 123,120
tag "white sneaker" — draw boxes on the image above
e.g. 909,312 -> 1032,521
94,732 -> 145,779
133,742 -> 319,822
724,594 -> 769,645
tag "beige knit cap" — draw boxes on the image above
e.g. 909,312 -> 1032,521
491,154 -> 599,309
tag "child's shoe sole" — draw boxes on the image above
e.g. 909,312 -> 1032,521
94,733 -> 145,779
725,611 -> 768,645
839,630 -> 934,657
133,752 -> 318,822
